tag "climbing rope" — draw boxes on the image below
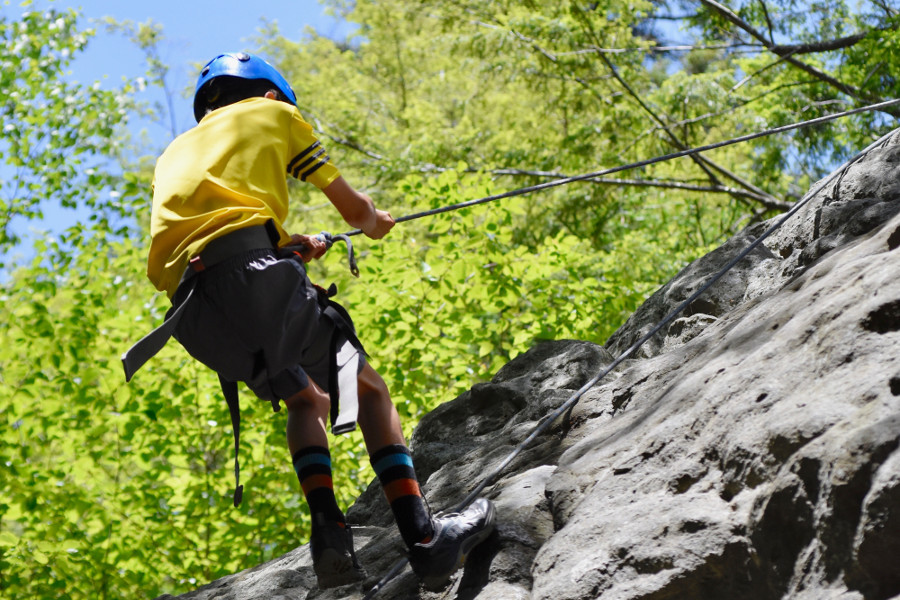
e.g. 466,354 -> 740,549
358,102 -> 898,598
344,98 -> 900,238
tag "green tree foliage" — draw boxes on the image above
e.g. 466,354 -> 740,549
259,0 -> 900,421
1,228 -> 322,597
0,5 -> 138,253
680,0 -> 900,174
2,1 -> 898,598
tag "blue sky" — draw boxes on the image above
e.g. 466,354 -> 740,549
3,0 -> 353,264
62,0 -> 354,142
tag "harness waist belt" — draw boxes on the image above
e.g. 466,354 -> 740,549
186,223 -> 276,274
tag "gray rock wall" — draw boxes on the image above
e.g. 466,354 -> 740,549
160,130 -> 900,600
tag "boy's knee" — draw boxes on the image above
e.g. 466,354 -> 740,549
285,384 -> 330,417
358,364 -> 390,400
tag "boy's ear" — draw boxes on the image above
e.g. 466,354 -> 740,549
264,90 -> 278,100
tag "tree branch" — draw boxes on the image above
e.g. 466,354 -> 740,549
590,52 -> 725,185
697,0 -> 900,117
870,0 -> 898,17
730,47 -> 800,91
489,169 -> 791,210
772,30 -> 870,55
861,61 -> 886,88
620,79 -> 817,156
502,6 -> 787,210
649,13 -> 703,20
757,0 -> 776,45
562,42 -> 763,55
571,15 -> 785,209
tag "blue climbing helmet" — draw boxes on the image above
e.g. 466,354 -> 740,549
193,52 -> 297,122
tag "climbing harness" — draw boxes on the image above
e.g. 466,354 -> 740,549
121,221 -> 360,507
358,101 -> 900,598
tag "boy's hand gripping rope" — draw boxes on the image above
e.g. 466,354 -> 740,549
357,101 -> 900,598
305,231 -> 359,277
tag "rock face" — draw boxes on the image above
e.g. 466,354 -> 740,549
161,129 -> 900,600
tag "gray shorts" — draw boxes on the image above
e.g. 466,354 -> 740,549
171,248 -> 365,403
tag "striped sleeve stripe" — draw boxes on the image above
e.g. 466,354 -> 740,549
293,149 -> 329,181
287,141 -> 321,174
299,155 -> 330,182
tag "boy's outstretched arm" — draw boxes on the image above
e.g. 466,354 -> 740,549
323,176 -> 395,239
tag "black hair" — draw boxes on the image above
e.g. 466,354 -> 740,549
196,75 -> 287,116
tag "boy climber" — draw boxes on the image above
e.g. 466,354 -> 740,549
130,52 -> 495,589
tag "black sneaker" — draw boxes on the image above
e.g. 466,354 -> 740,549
309,513 -> 366,589
408,498 -> 496,589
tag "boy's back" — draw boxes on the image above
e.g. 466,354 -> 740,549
148,97 -> 339,298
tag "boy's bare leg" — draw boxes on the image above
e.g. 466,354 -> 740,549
283,378 -> 330,456
283,362 -> 403,452
282,363 -> 405,453
355,362 -> 406,451
283,378 -> 346,523
355,361 -> 434,547
284,378 -> 365,587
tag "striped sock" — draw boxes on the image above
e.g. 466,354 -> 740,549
370,444 -> 434,547
292,446 -> 344,523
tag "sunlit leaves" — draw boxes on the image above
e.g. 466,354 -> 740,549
0,6 -> 137,252
1,226 -> 316,598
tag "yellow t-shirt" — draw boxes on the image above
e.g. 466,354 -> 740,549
147,97 -> 341,297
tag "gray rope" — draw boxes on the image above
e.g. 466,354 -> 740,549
344,98 -> 900,238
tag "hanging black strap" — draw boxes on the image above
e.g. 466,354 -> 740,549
317,283 -> 366,352
219,374 -> 244,507
122,281 -> 197,382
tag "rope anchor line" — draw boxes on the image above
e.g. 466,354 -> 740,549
358,100 -> 900,599
343,97 -> 900,238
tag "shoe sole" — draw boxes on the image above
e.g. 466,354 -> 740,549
421,502 -> 496,590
